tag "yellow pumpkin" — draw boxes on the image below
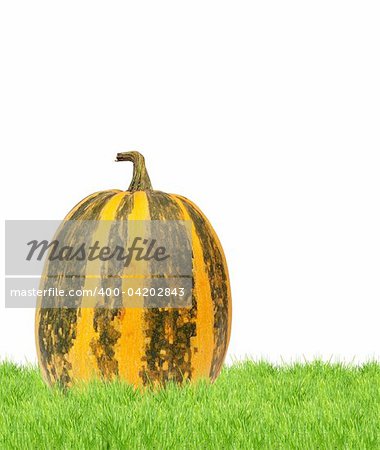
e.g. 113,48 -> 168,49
35,152 -> 231,387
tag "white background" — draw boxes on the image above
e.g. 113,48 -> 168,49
1,1 -> 379,365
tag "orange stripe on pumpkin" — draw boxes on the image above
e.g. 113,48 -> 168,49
115,191 -> 150,387
171,195 -> 215,380
67,192 -> 126,381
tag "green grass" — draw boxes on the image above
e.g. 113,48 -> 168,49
0,361 -> 380,449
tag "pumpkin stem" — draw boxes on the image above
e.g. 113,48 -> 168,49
115,151 -> 153,191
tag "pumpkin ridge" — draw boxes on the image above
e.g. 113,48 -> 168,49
174,195 -> 231,381
171,194 -> 215,380
36,190 -> 121,386
142,191 -> 197,385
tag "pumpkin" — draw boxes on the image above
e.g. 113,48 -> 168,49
35,151 -> 231,387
